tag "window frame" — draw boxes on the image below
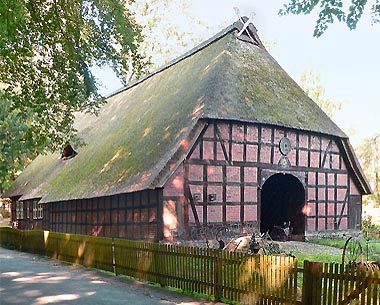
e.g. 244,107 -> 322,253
33,200 -> 43,220
37,202 -> 43,219
33,201 -> 38,219
16,201 -> 24,220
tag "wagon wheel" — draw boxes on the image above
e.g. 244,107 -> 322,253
342,236 -> 364,267
259,231 -> 281,255
215,226 -> 229,249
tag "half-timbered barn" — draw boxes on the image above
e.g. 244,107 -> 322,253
3,19 -> 371,241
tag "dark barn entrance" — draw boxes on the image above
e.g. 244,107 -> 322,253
260,173 -> 306,241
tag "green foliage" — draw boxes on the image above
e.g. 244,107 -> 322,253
128,0 -> 207,70
0,0 -> 144,193
300,70 -> 342,119
366,241 -> 380,261
362,215 -> 380,239
0,198 -> 11,218
0,95 -> 37,191
355,133 -> 380,206
279,0 -> 380,37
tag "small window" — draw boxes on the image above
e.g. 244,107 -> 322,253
16,201 -> 23,219
61,144 -> 77,160
38,202 -> 43,219
33,201 -> 37,219
33,201 -> 43,220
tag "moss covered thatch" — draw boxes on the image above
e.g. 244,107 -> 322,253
4,22 -> 355,202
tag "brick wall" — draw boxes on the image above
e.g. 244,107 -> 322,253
166,120 -> 362,235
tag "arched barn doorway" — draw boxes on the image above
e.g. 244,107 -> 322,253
260,173 -> 306,241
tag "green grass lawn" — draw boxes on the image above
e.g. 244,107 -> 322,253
293,252 -> 343,267
364,241 -> 380,261
307,238 -> 347,249
306,237 -> 380,263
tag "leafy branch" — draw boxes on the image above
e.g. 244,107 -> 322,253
279,0 -> 379,37
0,0 -> 144,192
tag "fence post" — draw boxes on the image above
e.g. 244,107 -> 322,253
302,261 -> 322,305
213,250 -> 223,301
153,243 -> 165,287
112,237 -> 117,275
21,229 -> 25,252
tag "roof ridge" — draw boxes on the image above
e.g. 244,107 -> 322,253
106,18 -> 262,99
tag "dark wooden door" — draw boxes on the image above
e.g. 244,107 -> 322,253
349,195 -> 362,230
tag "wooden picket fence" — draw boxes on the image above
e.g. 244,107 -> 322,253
0,227 -> 379,305
114,239 -> 299,304
303,261 -> 379,305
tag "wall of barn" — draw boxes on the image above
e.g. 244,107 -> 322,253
162,165 -> 186,240
12,189 -> 163,241
163,120 -> 363,238
10,199 -> 46,231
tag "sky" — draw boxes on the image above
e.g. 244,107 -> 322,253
96,0 -> 380,147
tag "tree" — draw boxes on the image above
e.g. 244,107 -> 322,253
355,133 -> 380,207
0,95 -> 37,192
279,0 -> 380,37
0,0 -> 144,193
299,70 -> 342,119
128,0 -> 209,71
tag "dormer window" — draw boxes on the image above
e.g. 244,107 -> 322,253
61,144 -> 77,160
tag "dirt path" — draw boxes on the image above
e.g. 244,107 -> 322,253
174,238 -> 343,257
278,241 -> 343,256
0,247 -> 226,305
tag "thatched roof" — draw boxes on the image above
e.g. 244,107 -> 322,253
3,19 -> 371,202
